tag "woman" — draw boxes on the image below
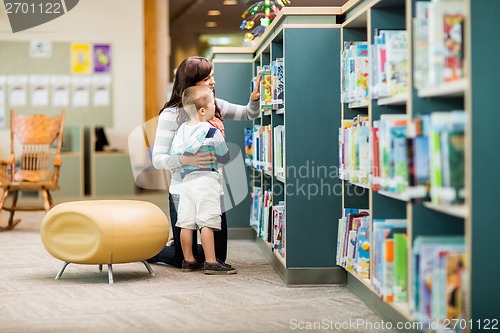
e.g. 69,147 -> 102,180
149,56 -> 261,270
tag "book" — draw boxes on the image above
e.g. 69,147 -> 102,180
244,127 -> 253,167
260,66 -> 273,110
413,1 -> 430,89
384,30 -> 409,96
443,13 -> 464,82
393,232 -> 408,303
355,217 -> 370,278
271,58 -> 284,109
273,125 -> 285,178
427,0 -> 466,86
271,202 -> 285,259
372,31 -> 388,98
447,130 -> 465,204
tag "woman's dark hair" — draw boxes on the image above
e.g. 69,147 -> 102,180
160,56 -> 222,124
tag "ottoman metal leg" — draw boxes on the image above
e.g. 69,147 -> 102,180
142,260 -> 156,276
55,262 -> 70,280
107,264 -> 113,284
98,264 -> 103,272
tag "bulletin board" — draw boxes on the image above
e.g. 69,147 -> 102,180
0,40 -> 113,128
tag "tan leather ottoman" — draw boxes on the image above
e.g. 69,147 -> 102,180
40,200 -> 169,284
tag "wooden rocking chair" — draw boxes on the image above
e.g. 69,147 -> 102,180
0,109 -> 66,231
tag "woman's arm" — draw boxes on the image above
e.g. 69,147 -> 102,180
151,108 -> 181,170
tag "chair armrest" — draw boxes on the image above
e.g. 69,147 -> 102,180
0,159 -> 11,184
6,154 -> 15,165
54,155 -> 62,167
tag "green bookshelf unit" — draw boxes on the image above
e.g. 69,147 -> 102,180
212,0 -> 498,330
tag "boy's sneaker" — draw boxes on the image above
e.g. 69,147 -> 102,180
181,259 -> 203,272
204,259 -> 237,275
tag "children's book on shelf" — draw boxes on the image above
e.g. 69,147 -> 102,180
431,250 -> 465,328
370,125 -> 380,190
355,217 -> 370,279
427,0 -> 466,86
356,125 -> 370,184
250,124 -> 273,172
407,116 -> 431,202
271,58 -> 284,110
384,30 -> 409,97
428,111 -> 465,205
413,1 -> 430,90
443,13 -> 464,82
336,208 -> 369,270
373,114 -> 407,192
260,190 -> 273,241
252,125 -> 262,170
446,128 -> 465,204
271,202 -> 285,259
371,31 -> 388,99
260,66 -> 272,110
339,116 -> 369,183
393,232 -> 408,303
339,119 -> 354,180
390,124 -> 408,193
273,125 -> 285,178
250,187 -> 262,230
244,127 -> 253,167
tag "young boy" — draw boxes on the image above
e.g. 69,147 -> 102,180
170,85 -> 236,275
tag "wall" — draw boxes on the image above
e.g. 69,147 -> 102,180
0,0 -> 145,154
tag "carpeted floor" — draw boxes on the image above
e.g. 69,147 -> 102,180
0,209 -> 392,333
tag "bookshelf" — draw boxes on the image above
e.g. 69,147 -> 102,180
212,7 -> 345,285
212,0 -> 499,329
337,0 -> 500,330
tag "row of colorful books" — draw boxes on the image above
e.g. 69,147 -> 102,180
338,110 -> 465,205
372,219 -> 408,303
340,29 -> 409,104
244,125 -> 286,179
338,115 -> 369,182
249,187 -> 272,241
249,187 -> 286,259
340,41 -> 369,104
244,124 -> 273,171
412,236 -> 466,330
337,212 -> 468,329
413,0 -> 466,89
336,211 -> 409,304
371,29 -> 409,99
336,208 -> 370,278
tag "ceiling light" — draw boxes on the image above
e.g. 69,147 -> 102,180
205,21 -> 218,28
208,10 -> 221,16
223,0 -> 238,5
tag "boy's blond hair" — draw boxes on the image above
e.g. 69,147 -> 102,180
181,86 -> 213,118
